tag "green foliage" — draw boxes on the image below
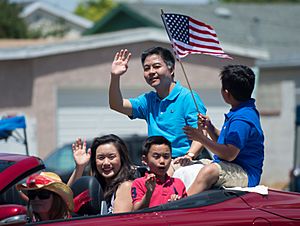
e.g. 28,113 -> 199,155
75,0 -> 116,22
0,0 -> 28,38
220,0 -> 300,2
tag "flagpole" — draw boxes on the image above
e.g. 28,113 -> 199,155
161,9 -> 200,114
178,61 -> 200,113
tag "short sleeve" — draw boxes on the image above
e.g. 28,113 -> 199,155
131,179 -> 146,204
129,93 -> 149,120
226,120 -> 251,150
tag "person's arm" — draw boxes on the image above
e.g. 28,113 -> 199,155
173,140 -> 204,167
133,189 -> 153,211
16,186 -> 29,202
183,126 -> 239,162
180,95 -> 208,162
113,181 -> 133,213
186,140 -> 204,159
132,174 -> 156,211
67,138 -> 91,187
109,49 -> 133,116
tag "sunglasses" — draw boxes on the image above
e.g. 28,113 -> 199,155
27,190 -> 52,200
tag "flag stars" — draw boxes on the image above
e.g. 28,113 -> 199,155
164,13 -> 189,44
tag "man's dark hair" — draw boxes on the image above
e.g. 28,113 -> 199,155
142,136 -> 172,156
220,65 -> 255,102
141,47 -> 175,71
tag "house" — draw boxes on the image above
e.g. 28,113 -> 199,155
18,1 -> 93,38
0,2 -> 299,189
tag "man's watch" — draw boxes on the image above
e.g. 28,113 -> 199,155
186,152 -> 195,159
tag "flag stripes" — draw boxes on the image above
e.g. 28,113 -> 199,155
162,13 -> 232,59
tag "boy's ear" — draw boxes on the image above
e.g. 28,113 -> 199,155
141,155 -> 147,166
224,89 -> 231,98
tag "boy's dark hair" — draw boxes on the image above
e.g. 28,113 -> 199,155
220,65 -> 255,102
142,136 -> 172,156
141,47 -> 175,72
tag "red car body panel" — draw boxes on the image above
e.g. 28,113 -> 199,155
0,153 -> 44,192
30,192 -> 300,226
240,189 -> 300,220
161,195 -> 299,226
0,204 -> 27,221
0,153 -> 44,225
37,212 -> 168,226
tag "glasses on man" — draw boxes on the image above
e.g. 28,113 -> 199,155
27,190 -> 52,200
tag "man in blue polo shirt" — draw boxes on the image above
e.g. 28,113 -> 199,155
109,47 -> 206,174
183,65 -> 264,194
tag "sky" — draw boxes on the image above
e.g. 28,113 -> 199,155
36,0 -> 211,12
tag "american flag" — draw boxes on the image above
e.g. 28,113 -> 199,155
162,13 -> 232,59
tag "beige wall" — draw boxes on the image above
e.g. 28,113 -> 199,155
259,81 -> 295,189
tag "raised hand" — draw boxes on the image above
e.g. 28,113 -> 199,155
198,113 -> 213,131
168,194 -> 181,202
72,138 -> 91,168
145,173 -> 156,194
111,49 -> 131,76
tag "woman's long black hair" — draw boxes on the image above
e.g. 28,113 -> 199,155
90,134 -> 135,203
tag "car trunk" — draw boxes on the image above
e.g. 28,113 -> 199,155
241,189 -> 300,221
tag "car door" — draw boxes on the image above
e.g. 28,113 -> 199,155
31,211 -> 168,226
161,198 -> 272,226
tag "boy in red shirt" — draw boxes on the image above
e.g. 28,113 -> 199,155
131,136 -> 187,210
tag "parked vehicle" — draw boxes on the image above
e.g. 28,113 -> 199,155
1,153 -> 300,225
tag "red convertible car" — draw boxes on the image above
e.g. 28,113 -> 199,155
1,153 -> 300,226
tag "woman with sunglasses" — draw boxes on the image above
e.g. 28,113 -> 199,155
17,172 -> 74,222
67,134 -> 135,213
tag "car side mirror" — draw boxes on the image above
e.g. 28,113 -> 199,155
0,204 -> 27,225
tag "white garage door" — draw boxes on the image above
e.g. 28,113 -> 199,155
56,88 -> 147,147
57,88 -> 228,147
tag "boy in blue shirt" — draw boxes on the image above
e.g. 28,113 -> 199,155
183,65 -> 264,195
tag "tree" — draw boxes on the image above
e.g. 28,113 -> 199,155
0,0 -> 28,38
75,0 -> 116,22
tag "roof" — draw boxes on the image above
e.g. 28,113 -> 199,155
86,3 -> 300,62
0,27 -> 268,61
20,2 -> 93,29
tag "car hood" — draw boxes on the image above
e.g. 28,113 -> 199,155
0,153 -> 45,193
241,189 -> 300,220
